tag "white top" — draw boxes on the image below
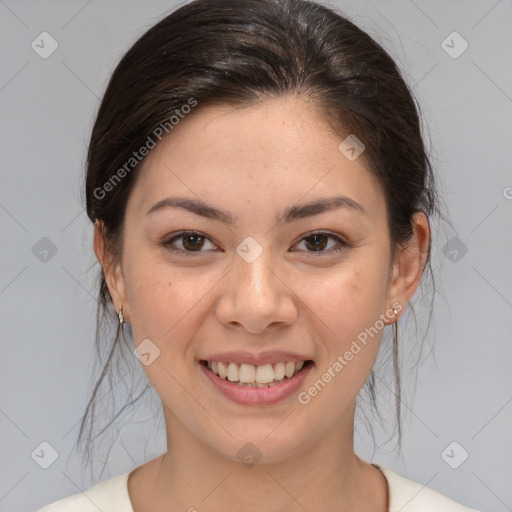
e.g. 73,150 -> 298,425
35,464 -> 480,512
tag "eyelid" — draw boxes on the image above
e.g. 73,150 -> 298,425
162,230 -> 349,256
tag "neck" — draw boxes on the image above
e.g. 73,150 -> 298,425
129,405 -> 388,512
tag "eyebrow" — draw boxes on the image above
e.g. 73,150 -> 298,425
146,195 -> 367,224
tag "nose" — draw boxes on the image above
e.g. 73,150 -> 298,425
214,240 -> 298,334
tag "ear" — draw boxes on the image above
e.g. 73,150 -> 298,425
93,220 -> 131,321
384,212 -> 430,323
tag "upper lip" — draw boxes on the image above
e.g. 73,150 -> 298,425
200,350 -> 312,366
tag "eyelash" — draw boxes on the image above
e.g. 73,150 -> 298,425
162,230 -> 349,257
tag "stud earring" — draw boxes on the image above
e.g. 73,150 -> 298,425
393,308 -> 399,316
118,305 -> 124,325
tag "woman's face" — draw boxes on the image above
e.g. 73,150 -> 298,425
97,96 -> 425,463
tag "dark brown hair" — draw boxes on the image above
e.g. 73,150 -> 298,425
78,0 -> 439,475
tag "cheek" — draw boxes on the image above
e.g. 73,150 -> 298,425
124,263 -> 204,401
123,252 -> 217,357
127,267 -> 191,341
296,257 -> 388,391
296,268 -> 388,413
298,260 -> 388,338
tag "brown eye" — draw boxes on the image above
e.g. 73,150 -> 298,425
181,233 -> 206,251
292,231 -> 348,255
163,231 -> 218,255
304,233 -> 330,251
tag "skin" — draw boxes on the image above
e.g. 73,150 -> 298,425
94,95 -> 430,512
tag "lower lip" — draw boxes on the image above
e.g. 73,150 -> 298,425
199,361 -> 314,405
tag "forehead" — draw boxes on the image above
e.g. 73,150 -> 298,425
126,96 -> 386,223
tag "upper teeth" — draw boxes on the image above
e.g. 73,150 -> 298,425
206,361 -> 305,384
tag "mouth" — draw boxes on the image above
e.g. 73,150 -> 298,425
200,359 -> 314,388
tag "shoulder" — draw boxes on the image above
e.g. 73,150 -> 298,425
375,465 -> 481,512
35,473 -> 133,512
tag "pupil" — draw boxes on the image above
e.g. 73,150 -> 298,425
306,234 -> 327,251
183,234 -> 203,251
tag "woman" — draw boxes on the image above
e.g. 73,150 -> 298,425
37,0 -> 480,510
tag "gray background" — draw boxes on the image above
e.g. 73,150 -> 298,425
1,1 -> 511,511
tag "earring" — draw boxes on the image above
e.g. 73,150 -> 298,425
393,308 -> 399,316
118,305 -> 124,325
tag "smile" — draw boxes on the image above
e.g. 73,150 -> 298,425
199,359 -> 314,405
201,360 -> 310,387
